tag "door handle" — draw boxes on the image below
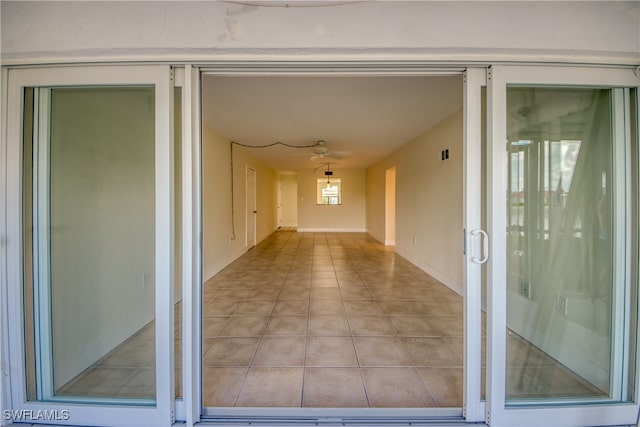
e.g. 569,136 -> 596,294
470,229 -> 489,264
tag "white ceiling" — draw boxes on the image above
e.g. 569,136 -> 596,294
202,75 -> 462,171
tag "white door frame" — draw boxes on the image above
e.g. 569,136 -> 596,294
2,65 -> 175,427
463,67 -> 487,423
174,65 -> 203,427
486,65 -> 640,427
197,65 -> 482,423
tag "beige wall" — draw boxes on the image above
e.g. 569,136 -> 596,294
278,174 -> 298,228
202,125 -> 279,281
297,168 -> 366,232
367,110 -> 463,293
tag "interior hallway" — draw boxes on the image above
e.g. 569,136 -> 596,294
202,230 -> 465,408
57,230 -> 603,406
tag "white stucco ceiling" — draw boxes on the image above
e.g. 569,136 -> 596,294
202,75 -> 463,171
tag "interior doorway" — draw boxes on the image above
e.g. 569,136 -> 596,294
385,166 -> 397,246
278,173 -> 298,229
199,72 -> 469,419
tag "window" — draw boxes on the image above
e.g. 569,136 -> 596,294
317,178 -> 341,205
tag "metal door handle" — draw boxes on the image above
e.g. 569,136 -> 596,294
470,229 -> 489,264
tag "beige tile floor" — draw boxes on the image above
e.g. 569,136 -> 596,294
57,230 -> 604,407
200,231 -> 464,408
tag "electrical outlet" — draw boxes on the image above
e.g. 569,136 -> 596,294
520,279 -> 531,299
557,296 -> 568,315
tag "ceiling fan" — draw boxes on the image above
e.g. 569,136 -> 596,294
310,140 -> 352,161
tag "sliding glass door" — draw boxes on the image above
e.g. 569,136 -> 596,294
5,66 -> 175,427
486,66 -> 639,427
4,62 -> 638,427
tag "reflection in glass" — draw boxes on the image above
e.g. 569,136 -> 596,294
174,86 -> 183,399
505,87 -> 635,403
23,88 -> 37,400
24,87 -> 156,402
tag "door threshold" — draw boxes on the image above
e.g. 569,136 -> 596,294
194,420 -> 475,427
200,407 -> 470,426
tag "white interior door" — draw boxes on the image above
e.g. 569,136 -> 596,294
4,65 -> 175,427
486,65 -> 639,427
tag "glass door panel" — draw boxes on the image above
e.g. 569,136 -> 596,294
505,87 -> 620,402
26,87 -> 157,401
487,65 -> 639,427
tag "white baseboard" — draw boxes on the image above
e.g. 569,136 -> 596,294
507,301 -> 609,390
56,307 -> 154,388
203,245 -> 248,282
384,239 -> 396,246
395,246 -> 463,296
256,227 -> 278,246
297,227 -> 367,233
278,222 -> 297,228
367,230 -> 385,245
203,228 -> 278,282
364,233 -> 461,294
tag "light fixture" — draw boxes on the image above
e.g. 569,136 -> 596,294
324,163 -> 333,188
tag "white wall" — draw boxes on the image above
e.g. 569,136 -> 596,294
202,125 -> 278,281
49,88 -> 156,388
367,110 -> 463,293
278,174 -> 298,228
2,1 -> 638,65
297,168 -> 366,232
